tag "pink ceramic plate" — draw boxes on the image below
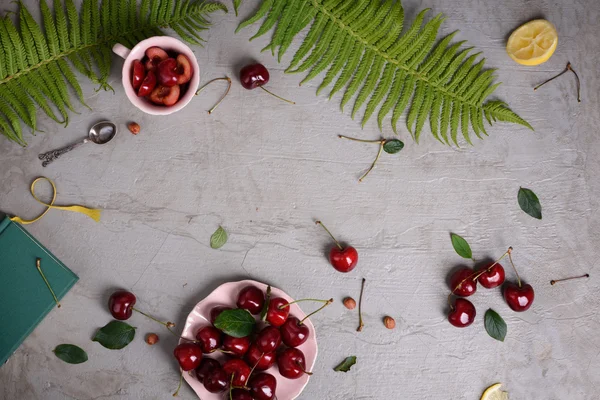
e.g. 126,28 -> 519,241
180,280 -> 318,400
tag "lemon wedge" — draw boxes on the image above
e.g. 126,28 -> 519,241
480,383 -> 509,400
506,19 -> 558,66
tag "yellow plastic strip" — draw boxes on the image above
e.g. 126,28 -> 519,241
9,177 -> 101,225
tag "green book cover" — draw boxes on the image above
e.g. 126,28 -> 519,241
0,216 -> 78,366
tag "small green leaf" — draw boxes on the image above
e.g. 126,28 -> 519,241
484,309 -> 507,342
233,0 -> 242,16
450,233 -> 473,259
210,226 -> 228,249
260,285 -> 272,322
214,309 -> 255,338
518,187 -> 542,220
93,321 -> 136,350
333,356 -> 357,372
383,139 -> 404,154
53,344 -> 88,364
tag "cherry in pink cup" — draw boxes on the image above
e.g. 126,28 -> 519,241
112,36 -> 200,115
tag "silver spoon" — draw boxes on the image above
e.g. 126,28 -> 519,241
39,121 -> 117,167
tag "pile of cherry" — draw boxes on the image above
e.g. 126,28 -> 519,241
131,46 -> 193,106
173,285 -> 330,400
447,247 -> 535,327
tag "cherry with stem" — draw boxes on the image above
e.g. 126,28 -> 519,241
316,220 -> 359,273
338,135 -> 404,182
357,278 -> 366,332
534,61 -> 581,102
195,77 -> 232,114
550,273 -> 589,285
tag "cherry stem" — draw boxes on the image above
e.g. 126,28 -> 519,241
338,134 -> 384,144
299,298 -> 333,324
195,77 -> 232,114
36,258 -> 61,308
550,273 -> 589,285
133,307 -> 176,329
172,369 -> 183,397
315,220 -> 343,250
278,298 -> 332,309
534,62 -> 581,102
298,361 -> 313,376
507,248 -> 522,287
359,141 -> 384,182
259,86 -> 295,104
357,278 -> 366,332
247,352 -> 264,380
229,374 -> 235,400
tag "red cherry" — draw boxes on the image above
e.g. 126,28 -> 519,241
195,357 -> 220,383
477,262 -> 506,289
173,342 -> 203,371
329,246 -> 358,273
237,286 -> 265,315
210,306 -> 232,325
137,69 -> 157,97
145,46 -> 168,69
204,367 -> 229,393
449,268 -> 477,297
245,343 -> 276,371
255,326 -> 282,353
131,60 -> 146,90
157,58 -> 180,87
266,297 -> 290,327
230,389 -> 254,400
222,335 -> 251,357
503,282 -> 535,312
196,326 -> 222,354
149,84 -> 180,106
240,63 -> 270,90
108,290 -> 136,320
175,54 -> 193,85
277,348 -> 311,379
448,298 -> 476,328
280,317 -> 309,348
222,358 -> 251,386
249,372 -> 277,400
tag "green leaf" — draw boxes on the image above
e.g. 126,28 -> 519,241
260,285 -> 272,322
214,309 -> 255,338
518,187 -> 542,220
210,226 -> 228,249
450,233 -> 472,259
233,0 -> 242,16
383,139 -> 404,154
333,356 -> 357,372
53,344 -> 88,364
484,309 -> 507,342
93,321 -> 136,350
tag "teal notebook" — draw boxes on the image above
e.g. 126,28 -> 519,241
0,216 -> 78,366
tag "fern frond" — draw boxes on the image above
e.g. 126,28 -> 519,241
238,0 -> 532,146
0,0 -> 227,145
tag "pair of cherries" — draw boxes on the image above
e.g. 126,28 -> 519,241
448,247 -> 535,327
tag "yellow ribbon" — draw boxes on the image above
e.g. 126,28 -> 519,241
10,177 -> 101,225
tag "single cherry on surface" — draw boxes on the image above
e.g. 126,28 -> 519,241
108,290 -> 136,320
266,297 -> 290,327
245,343 -> 276,371
131,60 -> 146,90
277,347 -> 312,380
255,326 -> 282,353
204,367 -> 229,393
239,63 -> 295,104
477,262 -> 506,289
237,285 -> 265,315
229,389 -> 254,400
210,306 -> 232,325
316,221 -> 358,273
449,267 -> 477,297
281,316 -> 310,348
196,326 -> 222,354
448,298 -> 476,328
249,372 -> 277,400
173,342 -> 203,371
222,358 -> 251,387
222,335 -> 251,357
503,282 -> 535,312
196,357 -> 220,383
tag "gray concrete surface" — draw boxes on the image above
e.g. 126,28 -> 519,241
1,0 -> 599,399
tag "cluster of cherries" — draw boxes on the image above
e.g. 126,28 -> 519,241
172,285 -> 332,399
447,247 -> 535,327
131,46 -> 193,106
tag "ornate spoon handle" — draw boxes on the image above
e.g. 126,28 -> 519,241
39,139 -> 88,167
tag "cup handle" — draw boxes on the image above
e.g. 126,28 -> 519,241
112,43 -> 131,59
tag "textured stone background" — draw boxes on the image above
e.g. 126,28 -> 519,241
1,0 -> 599,399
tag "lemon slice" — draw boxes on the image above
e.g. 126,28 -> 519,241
506,19 -> 558,66
480,383 -> 509,400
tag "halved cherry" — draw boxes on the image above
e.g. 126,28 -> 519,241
137,69 -> 157,97
145,46 -> 168,69
131,60 -> 145,90
175,54 -> 193,85
149,84 -> 180,106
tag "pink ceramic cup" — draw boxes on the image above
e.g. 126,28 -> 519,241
112,36 -> 200,115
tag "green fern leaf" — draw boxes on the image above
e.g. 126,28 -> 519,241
238,0 -> 531,146
233,0 -> 242,16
